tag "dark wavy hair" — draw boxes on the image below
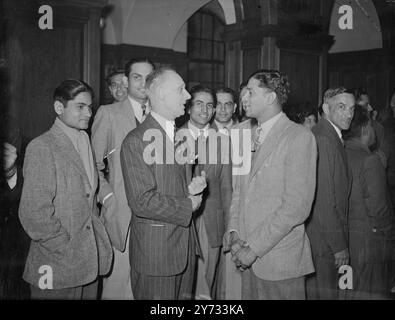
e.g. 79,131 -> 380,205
53,79 -> 94,107
249,69 -> 290,105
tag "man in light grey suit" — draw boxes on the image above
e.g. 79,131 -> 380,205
226,70 -> 317,299
91,58 -> 155,299
120,67 -> 205,299
19,80 -> 113,299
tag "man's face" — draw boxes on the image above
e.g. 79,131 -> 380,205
325,93 -> 355,130
160,71 -> 191,119
240,87 -> 248,112
57,92 -> 92,130
215,92 -> 235,124
244,78 -> 270,120
108,73 -> 127,102
189,92 -> 214,128
358,94 -> 372,112
125,62 -> 154,102
303,114 -> 317,130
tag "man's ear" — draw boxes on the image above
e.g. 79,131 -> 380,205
122,76 -> 129,88
232,103 -> 237,114
322,102 -> 330,115
266,91 -> 277,105
54,101 -> 64,115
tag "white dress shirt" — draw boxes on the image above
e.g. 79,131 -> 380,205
188,121 -> 210,140
128,96 -> 150,123
151,111 -> 176,142
255,112 -> 283,145
327,118 -> 343,142
7,171 -> 17,189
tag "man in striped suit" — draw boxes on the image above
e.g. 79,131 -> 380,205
120,67 -> 205,299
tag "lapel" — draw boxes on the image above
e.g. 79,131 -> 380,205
119,98 -> 137,136
320,119 -> 348,167
49,123 -> 92,191
145,114 -> 185,179
179,123 -> 215,176
248,113 -> 290,183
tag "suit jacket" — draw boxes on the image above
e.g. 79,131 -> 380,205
120,114 -> 194,276
228,113 -> 317,281
306,118 -> 351,257
180,123 -> 232,248
91,98 -> 137,252
19,122 -> 113,289
345,139 -> 394,264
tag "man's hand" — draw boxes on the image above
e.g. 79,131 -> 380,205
3,142 -> 17,172
188,171 -> 207,195
224,231 -> 243,253
231,245 -> 258,271
188,194 -> 202,211
334,248 -> 349,268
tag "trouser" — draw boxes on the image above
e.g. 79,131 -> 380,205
131,239 -> 196,300
306,255 -> 340,300
241,268 -> 306,300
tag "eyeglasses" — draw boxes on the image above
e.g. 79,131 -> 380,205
109,82 -> 124,90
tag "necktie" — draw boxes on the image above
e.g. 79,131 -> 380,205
141,104 -> 147,122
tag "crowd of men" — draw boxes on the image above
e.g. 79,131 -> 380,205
1,57 -> 395,300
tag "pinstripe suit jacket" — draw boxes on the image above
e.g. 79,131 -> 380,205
306,118 -> 351,257
120,114 -> 194,276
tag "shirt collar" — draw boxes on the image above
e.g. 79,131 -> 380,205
128,95 -> 150,122
150,111 -> 175,142
258,112 -> 283,133
55,117 -> 81,151
188,121 -> 210,140
214,119 -> 233,130
327,118 -> 343,140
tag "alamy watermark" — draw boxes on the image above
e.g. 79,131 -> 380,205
141,128 -> 252,176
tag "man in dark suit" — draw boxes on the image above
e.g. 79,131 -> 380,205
19,80 -> 113,299
120,67 -> 205,300
91,58 -> 155,299
181,85 -> 232,299
0,119 -> 30,299
306,87 -> 355,300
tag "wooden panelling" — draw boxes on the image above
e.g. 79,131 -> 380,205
242,47 -> 261,82
3,0 -> 105,143
328,49 -> 393,109
280,50 -> 320,108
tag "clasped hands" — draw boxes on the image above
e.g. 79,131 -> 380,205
188,171 -> 207,211
225,231 -> 258,272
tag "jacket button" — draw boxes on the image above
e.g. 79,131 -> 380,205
86,225 -> 91,230
86,193 -> 90,198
